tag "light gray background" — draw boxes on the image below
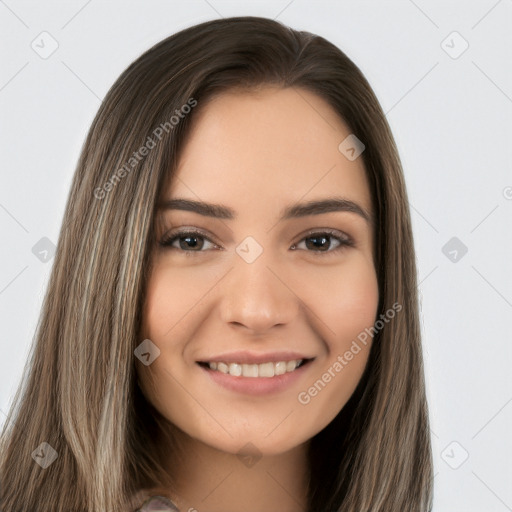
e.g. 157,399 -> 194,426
1,1 -> 511,510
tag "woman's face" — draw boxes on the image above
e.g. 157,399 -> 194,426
138,86 -> 379,456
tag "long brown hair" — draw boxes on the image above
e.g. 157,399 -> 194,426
0,16 -> 433,511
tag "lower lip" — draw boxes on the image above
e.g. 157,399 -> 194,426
198,362 -> 311,396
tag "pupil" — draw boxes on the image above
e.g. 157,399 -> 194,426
181,236 -> 201,250
306,235 -> 328,251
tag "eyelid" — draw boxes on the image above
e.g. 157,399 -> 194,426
159,227 -> 221,249
290,228 -> 355,255
159,227 -> 355,254
295,227 -> 353,244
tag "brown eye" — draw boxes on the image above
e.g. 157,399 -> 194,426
291,230 -> 354,255
160,230 -> 217,253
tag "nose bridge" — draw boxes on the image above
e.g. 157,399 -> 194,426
218,248 -> 298,332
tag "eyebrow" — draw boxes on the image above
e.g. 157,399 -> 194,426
158,196 -> 372,224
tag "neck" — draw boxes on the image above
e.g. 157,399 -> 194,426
162,427 -> 310,512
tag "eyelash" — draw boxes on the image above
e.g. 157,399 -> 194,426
159,228 -> 355,257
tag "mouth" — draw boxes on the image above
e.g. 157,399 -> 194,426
197,356 -> 314,395
197,358 -> 313,378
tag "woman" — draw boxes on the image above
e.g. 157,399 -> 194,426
0,16 -> 433,512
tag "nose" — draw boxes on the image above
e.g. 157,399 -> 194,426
218,255 -> 299,334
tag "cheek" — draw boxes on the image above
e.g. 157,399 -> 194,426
142,267 -> 195,341
137,266 -> 199,407
291,259 -> 379,433
300,256 -> 379,351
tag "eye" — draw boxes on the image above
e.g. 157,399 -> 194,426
159,229 -> 219,254
291,229 -> 355,256
159,228 -> 354,256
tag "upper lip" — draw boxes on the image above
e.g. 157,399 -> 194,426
196,350 -> 314,365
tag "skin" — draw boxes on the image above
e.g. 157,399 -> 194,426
137,86 -> 379,512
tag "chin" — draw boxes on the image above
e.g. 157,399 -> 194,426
196,428 -> 308,458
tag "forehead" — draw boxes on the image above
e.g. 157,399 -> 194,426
165,87 -> 372,219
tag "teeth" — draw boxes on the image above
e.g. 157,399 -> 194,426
259,362 -> 274,377
286,360 -> 297,372
242,363 -> 259,377
217,362 -> 229,374
274,361 -> 287,375
229,363 -> 242,376
207,359 -> 303,377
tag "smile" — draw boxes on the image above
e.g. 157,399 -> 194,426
198,357 -> 314,395
201,359 -> 307,378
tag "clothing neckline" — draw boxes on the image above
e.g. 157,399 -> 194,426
137,494 -> 180,511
